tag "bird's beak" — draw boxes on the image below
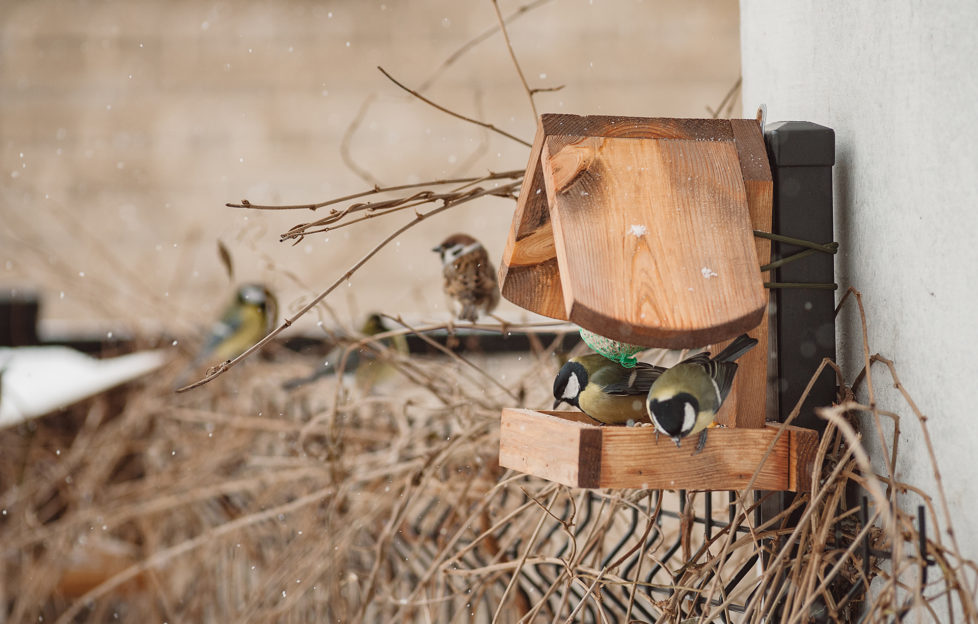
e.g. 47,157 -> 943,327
431,245 -> 442,253
552,398 -> 563,410
672,437 -> 682,449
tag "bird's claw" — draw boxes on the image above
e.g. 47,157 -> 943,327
695,429 -> 708,453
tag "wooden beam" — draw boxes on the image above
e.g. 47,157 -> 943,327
498,116 -> 567,319
499,409 -> 816,491
541,131 -> 766,348
727,119 -> 774,429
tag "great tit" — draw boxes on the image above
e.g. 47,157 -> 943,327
553,354 -> 666,425
645,333 -> 758,451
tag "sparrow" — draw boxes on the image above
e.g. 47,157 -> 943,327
645,333 -> 758,451
553,354 -> 666,425
432,233 -> 500,322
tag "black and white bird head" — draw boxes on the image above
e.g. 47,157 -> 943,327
552,361 -> 588,410
647,392 -> 699,447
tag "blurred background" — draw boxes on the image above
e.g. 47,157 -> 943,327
0,3 -> 751,620
0,0 -> 741,342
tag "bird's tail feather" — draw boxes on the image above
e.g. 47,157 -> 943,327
714,333 -> 758,363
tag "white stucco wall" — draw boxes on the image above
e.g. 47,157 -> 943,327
741,1 -> 978,564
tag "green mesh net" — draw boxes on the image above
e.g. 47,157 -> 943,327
579,328 -> 646,368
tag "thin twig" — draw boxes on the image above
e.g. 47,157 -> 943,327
340,93 -> 384,187
377,65 -> 532,147
491,0 -> 537,118
176,203 -> 457,392
417,0 -> 554,93
227,170 -> 522,211
706,76 -> 742,119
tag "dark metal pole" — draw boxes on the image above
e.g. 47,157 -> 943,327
765,121 -> 837,431
757,122 -> 837,586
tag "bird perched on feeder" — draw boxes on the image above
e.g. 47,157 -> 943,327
645,333 -> 758,451
553,354 -> 666,425
432,233 -> 500,322
194,283 -> 276,366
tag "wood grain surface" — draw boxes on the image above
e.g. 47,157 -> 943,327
729,118 -> 774,428
499,114 -> 771,349
543,132 -> 765,348
499,409 -> 816,491
498,116 -> 567,319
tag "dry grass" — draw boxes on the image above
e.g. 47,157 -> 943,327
1,281 -> 976,622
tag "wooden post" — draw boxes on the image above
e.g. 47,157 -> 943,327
0,288 -> 40,346
765,121 -> 836,431
717,119 -> 774,429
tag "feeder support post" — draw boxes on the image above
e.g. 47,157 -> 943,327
765,121 -> 836,431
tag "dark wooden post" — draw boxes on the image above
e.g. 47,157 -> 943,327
765,121 -> 837,431
755,122 -> 837,540
0,288 -> 40,346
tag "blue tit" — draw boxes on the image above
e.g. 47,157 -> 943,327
197,283 -> 274,365
645,333 -> 758,451
553,354 -> 666,425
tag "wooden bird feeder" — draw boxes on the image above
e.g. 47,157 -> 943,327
497,114 -> 818,492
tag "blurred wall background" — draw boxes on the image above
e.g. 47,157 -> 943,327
0,0 -> 741,341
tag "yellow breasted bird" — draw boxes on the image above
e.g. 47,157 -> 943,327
645,333 -> 758,451
280,312 -> 409,391
354,313 -> 410,392
196,283 -> 275,365
553,354 -> 666,425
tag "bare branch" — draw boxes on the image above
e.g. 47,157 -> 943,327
339,93 -> 384,187
491,0 -> 538,118
377,65 -> 532,147
176,202 -> 458,392
281,178 -> 521,241
227,169 -> 523,211
706,76 -> 742,119
417,0 -> 554,93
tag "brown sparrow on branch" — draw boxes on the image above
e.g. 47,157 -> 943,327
432,233 -> 500,322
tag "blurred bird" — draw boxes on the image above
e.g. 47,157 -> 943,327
432,233 -> 500,322
553,354 -> 666,425
194,283 -> 275,367
645,333 -> 758,451
280,312 -> 409,391
353,313 -> 410,392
